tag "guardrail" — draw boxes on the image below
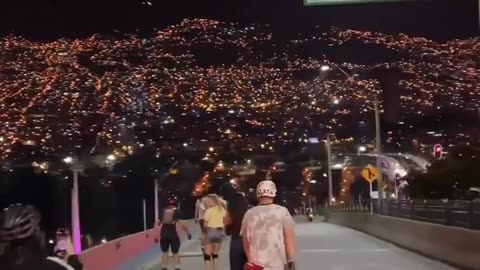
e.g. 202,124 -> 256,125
327,212 -> 480,270
331,199 -> 480,230
79,219 -> 195,270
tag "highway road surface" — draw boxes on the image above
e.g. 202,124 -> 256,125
148,220 -> 457,270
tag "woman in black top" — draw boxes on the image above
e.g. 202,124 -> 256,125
224,192 -> 248,270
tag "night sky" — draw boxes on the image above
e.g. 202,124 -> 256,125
0,0 -> 478,40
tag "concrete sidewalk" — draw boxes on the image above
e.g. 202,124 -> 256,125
145,219 -> 456,270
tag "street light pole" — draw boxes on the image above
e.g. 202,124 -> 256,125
71,167 -> 82,253
154,178 -> 159,222
326,135 -> 333,205
320,65 -> 384,209
154,160 -> 179,223
374,95 -> 384,211
143,199 -> 147,231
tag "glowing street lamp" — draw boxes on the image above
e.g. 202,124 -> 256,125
320,65 -> 330,72
63,156 -> 74,164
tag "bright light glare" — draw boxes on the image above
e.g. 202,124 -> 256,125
49,239 -> 54,244
358,146 -> 367,152
101,238 -> 107,243
333,99 -> 340,105
333,163 -> 343,169
320,65 -> 330,72
63,157 -> 73,164
107,154 -> 116,161
230,179 -> 236,184
309,180 -> 317,184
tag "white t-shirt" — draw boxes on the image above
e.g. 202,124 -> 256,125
241,204 -> 294,270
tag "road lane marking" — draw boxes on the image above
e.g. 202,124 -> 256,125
300,248 -> 391,253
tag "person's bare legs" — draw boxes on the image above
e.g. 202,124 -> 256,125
200,221 -> 206,253
204,243 -> 213,270
212,242 -> 221,270
161,252 -> 169,270
173,253 -> 180,270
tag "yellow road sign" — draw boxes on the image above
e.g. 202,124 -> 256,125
361,165 -> 380,183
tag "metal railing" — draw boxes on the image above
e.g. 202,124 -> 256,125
330,199 -> 480,230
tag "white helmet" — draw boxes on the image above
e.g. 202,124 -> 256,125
256,180 -> 277,198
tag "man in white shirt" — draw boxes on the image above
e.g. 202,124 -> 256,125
241,180 -> 296,270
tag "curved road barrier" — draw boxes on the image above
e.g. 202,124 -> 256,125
328,212 -> 480,270
79,220 -> 195,270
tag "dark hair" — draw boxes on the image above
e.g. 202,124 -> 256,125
226,193 -> 248,236
0,204 -> 46,269
0,235 -> 46,270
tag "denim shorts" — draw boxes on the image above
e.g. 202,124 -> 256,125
205,227 -> 224,244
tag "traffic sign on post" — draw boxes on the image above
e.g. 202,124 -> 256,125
361,164 -> 379,213
361,165 -> 380,184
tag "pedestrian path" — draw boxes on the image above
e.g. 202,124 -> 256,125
146,236 -> 229,270
145,220 -> 456,270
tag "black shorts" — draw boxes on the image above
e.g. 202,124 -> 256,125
160,236 -> 180,254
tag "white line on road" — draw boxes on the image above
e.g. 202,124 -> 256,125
300,248 -> 391,253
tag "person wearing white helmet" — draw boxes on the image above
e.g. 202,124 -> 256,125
241,180 -> 296,270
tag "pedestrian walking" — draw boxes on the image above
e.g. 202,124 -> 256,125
196,195 -> 212,251
195,196 -> 206,233
241,180 -> 296,270
224,192 -> 248,270
157,199 -> 192,270
203,194 -> 227,270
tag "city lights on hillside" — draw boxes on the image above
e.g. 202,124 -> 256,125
0,18 -> 478,161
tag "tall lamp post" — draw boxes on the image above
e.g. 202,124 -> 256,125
63,156 -> 82,254
320,65 -> 384,209
154,160 -> 179,222
325,135 -> 333,205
